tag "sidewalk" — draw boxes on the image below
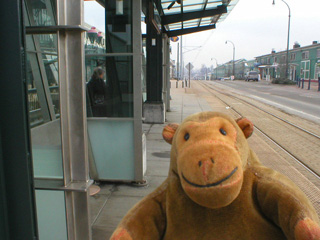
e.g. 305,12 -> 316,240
90,81 -> 320,239
244,78 -> 319,92
90,85 -> 213,239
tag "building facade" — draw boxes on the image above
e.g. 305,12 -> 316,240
255,42 -> 320,81
211,42 -> 320,81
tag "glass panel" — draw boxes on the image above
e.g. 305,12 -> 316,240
183,5 -> 204,13
105,0 -> 132,53
184,0 -> 206,5
25,0 -> 57,26
142,38 -> 147,102
206,1 -> 223,9
35,190 -> 68,240
168,22 -> 182,30
183,23 -> 198,28
163,8 -> 181,15
184,19 -> 199,24
87,119 -> 135,180
26,33 -> 63,179
84,1 -> 106,54
201,17 -> 213,22
85,56 -> 133,118
26,34 -> 60,123
26,52 -> 45,126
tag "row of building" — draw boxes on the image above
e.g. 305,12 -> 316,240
211,41 -> 320,81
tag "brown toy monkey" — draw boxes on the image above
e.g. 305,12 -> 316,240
110,112 -> 320,240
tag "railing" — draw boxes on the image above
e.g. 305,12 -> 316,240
297,78 -> 320,91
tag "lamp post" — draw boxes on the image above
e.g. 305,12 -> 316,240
211,58 -> 218,80
273,0 -> 291,80
225,40 -> 235,78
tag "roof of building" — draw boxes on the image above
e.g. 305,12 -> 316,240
256,42 -> 320,58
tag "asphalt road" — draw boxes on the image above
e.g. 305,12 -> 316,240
206,80 -> 320,123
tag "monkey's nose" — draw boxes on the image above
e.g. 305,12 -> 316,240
198,158 -> 214,167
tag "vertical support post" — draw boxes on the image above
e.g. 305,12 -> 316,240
146,26 -> 162,101
308,78 -> 311,90
302,79 -> 304,89
180,36 -> 183,80
132,0 -> 144,182
0,1 -> 38,239
57,0 -> 91,239
177,42 -> 179,79
144,2 -> 164,123
318,77 -> 320,91
165,36 -> 171,111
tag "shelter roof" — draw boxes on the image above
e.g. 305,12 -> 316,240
160,0 -> 239,36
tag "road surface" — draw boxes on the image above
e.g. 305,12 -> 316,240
206,80 -> 320,123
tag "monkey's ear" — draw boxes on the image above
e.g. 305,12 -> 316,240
162,123 -> 179,144
236,117 -> 254,138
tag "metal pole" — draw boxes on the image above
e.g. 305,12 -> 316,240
273,0 -> 291,80
180,35 -> 183,80
226,40 -> 235,78
211,58 -> 218,80
233,45 -> 235,77
177,42 -> 179,79
189,68 -> 191,88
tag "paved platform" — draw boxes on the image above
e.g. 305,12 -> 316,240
90,81 -> 320,239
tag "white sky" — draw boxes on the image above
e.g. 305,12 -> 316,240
84,0 -> 320,69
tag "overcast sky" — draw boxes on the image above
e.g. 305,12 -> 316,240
84,0 -> 320,69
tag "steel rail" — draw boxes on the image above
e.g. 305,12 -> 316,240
198,81 -> 320,179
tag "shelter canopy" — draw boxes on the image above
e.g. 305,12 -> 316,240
160,0 -> 239,37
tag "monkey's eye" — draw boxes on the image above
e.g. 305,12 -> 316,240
184,133 -> 190,141
220,128 -> 227,136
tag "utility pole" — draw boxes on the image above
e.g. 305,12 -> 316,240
180,35 -> 183,80
177,42 -> 179,79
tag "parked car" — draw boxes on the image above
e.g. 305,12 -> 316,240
245,71 -> 259,81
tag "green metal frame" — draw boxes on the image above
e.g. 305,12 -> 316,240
0,0 -> 38,239
164,24 -> 216,37
161,5 -> 227,25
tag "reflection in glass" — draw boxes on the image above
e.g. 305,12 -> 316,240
26,34 -> 60,124
105,0 -> 132,53
25,0 -> 57,26
26,53 -> 44,126
26,32 -> 63,179
86,56 -> 133,117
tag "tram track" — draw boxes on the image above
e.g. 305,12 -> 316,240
197,81 -> 320,181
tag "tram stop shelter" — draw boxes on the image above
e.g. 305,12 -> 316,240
0,1 -> 239,240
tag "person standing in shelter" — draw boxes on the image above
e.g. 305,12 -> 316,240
87,67 -> 108,117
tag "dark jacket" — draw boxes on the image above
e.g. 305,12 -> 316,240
87,77 -> 107,117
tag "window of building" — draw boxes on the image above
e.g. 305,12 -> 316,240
267,58 -> 270,64
261,59 -> 264,64
302,51 -> 309,60
274,57 -> 277,63
281,55 -> 286,63
317,49 -> 320,58
290,53 -> 296,61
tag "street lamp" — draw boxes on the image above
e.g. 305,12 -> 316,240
211,58 -> 218,80
225,40 -> 235,78
273,0 -> 291,80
